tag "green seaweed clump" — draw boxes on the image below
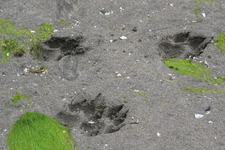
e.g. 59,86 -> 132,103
7,112 -> 78,150
163,58 -> 225,94
59,19 -> 70,27
34,23 -> 54,42
164,58 -> 225,85
163,58 -> 214,83
0,19 -> 54,61
11,91 -> 31,104
0,38 -> 24,62
215,33 -> 225,53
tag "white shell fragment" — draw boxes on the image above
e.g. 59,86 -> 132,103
24,68 -> 28,73
202,13 -> 206,18
88,121 -> 95,124
205,111 -> 210,114
208,121 -> 213,124
1,129 -> 7,135
119,7 -> 124,11
194,114 -> 204,119
157,132 -> 161,137
120,36 -> 127,40
117,73 -> 122,77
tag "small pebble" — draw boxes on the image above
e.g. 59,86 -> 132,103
1,129 -> 7,135
88,121 -> 95,124
132,27 -> 137,32
202,13 -> 206,17
157,132 -> 161,137
33,83 -> 39,87
205,106 -> 210,111
195,114 -> 204,118
120,36 -> 127,40
119,7 -> 124,11
117,73 -> 122,77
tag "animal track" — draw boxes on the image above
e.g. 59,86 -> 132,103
41,35 -> 87,61
40,34 -> 88,80
57,93 -> 129,136
158,32 -> 212,59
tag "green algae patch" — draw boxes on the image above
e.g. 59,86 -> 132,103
11,91 -> 31,105
183,86 -> 225,94
216,76 -> 225,82
163,58 -> 225,86
0,19 -> 35,41
34,23 -> 54,42
7,112 -> 77,150
163,58 -> 213,83
58,19 -> 70,27
214,33 -> 225,53
163,58 -> 225,94
0,38 -> 25,62
0,19 -> 54,61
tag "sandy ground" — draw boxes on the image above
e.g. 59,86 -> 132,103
1,0 -> 225,149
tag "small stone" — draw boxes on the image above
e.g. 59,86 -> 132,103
195,114 -> 204,118
120,36 -> 127,40
132,27 -> 137,32
119,7 -> 124,11
205,106 -> 210,111
202,13 -> 206,18
117,73 -> 122,77
88,121 -> 95,124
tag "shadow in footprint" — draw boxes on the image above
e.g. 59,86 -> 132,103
41,35 -> 86,61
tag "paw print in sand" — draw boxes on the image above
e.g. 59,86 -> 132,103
158,32 -> 212,59
57,93 -> 130,136
40,34 -> 88,80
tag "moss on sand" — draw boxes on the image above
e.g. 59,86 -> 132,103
163,58 -> 214,83
11,91 -> 31,108
0,19 -> 53,61
163,58 -> 225,94
7,112 -> 78,150
215,33 -> 225,53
